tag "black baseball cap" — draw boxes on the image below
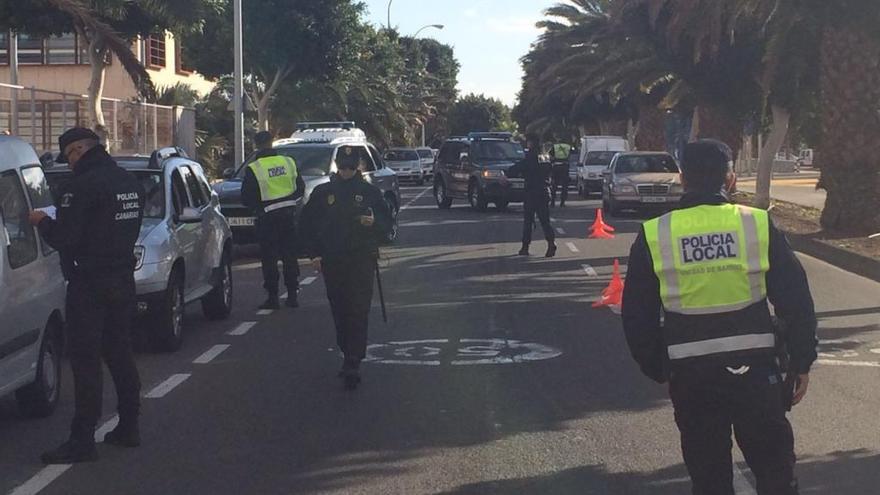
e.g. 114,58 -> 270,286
337,145 -> 359,170
254,131 -> 273,147
681,139 -> 733,174
57,127 -> 100,163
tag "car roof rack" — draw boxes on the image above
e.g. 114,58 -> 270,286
295,121 -> 356,131
148,146 -> 188,169
468,132 -> 513,141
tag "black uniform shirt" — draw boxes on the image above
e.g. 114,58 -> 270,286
299,173 -> 392,259
37,146 -> 144,277
622,191 -> 819,383
241,149 -> 306,216
507,149 -> 552,200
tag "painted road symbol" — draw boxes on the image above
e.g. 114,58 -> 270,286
364,338 -> 562,366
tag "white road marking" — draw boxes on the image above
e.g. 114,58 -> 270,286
8,465 -> 72,495
365,339 -> 563,366
232,261 -> 262,272
556,227 -> 566,235
401,187 -> 432,211
566,242 -> 580,253
193,344 -> 231,364
227,321 -> 257,336
95,415 -> 119,440
256,309 -> 274,316
301,276 -> 318,286
733,461 -> 757,495
280,291 -> 288,300
144,373 -> 191,399
869,348 -> 880,355
816,359 -> 880,368
582,264 -> 598,277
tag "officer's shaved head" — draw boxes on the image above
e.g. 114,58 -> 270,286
254,131 -> 274,149
681,140 -> 733,193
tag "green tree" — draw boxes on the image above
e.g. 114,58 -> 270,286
448,94 -> 515,135
0,0 -> 216,138
183,0 -> 363,131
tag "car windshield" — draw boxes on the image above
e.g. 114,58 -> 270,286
615,155 -> 680,174
384,150 -> 420,162
135,171 -> 165,219
417,149 -> 434,159
471,141 -> 525,161
584,151 -> 618,166
237,146 -> 334,178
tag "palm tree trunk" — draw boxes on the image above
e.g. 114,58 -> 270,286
86,35 -> 109,141
635,104 -> 667,151
754,105 -> 790,209
818,28 -> 880,233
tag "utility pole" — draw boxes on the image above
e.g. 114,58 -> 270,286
387,0 -> 394,30
9,30 -> 19,135
233,0 -> 245,166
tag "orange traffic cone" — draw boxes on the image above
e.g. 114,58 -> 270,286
588,209 -> 615,239
592,259 -> 624,308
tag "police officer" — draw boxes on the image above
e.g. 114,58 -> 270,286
508,135 -> 557,257
28,128 -> 145,464
242,131 -> 306,309
622,140 -> 817,495
549,142 -> 572,207
299,146 -> 392,390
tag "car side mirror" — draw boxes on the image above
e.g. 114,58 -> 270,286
222,168 -> 235,180
39,152 -> 55,169
176,206 -> 203,224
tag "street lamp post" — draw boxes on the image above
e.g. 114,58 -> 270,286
413,24 -> 444,38
387,0 -> 393,30
233,0 -> 244,166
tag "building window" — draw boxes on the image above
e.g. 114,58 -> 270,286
0,32 -> 8,65
148,34 -> 166,68
175,40 -> 193,74
17,34 -> 45,65
46,33 -> 77,64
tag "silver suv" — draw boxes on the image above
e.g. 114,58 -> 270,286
0,136 -> 66,418
45,147 -> 234,352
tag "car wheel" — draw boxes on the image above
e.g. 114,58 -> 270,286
468,181 -> 488,211
434,179 -> 453,209
15,320 -> 62,418
416,177 -> 425,186
495,200 -> 509,211
151,269 -> 185,352
385,196 -> 399,243
578,180 -> 586,198
202,249 -> 233,320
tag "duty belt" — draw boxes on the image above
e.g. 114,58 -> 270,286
264,200 -> 297,213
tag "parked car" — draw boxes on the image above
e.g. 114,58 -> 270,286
214,122 -> 401,244
416,147 -> 435,181
384,148 -> 427,185
45,147 -> 234,352
433,132 -> 526,211
0,136 -> 65,417
577,136 -> 629,197
601,152 -> 684,215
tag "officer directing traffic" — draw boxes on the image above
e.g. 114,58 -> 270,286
28,128 -> 145,464
299,146 -> 392,390
549,142 -> 572,208
242,131 -> 306,310
507,135 -> 557,257
622,140 -> 818,495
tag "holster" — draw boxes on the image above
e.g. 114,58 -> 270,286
773,316 -> 796,411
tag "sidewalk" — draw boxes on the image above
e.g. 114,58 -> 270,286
737,170 -> 826,209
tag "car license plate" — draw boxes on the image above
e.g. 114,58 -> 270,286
511,182 -> 525,189
641,197 -> 667,203
227,216 -> 255,227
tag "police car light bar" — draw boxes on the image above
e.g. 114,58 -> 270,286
296,121 -> 356,131
468,132 -> 514,141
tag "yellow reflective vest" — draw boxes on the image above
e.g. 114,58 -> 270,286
552,143 -> 572,161
248,155 -> 299,205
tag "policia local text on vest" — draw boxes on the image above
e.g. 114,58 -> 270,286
242,131 -> 307,310
622,140 -> 817,495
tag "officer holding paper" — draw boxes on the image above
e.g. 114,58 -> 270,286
621,140 -> 817,495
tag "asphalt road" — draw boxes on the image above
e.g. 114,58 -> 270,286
1,185 -> 878,495
738,170 -> 826,209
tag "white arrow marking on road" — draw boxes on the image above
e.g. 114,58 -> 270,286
144,373 -> 191,399
95,415 -> 119,440
582,264 -> 598,277
193,344 -> 231,364
401,186 -> 432,211
256,309 -> 274,316
566,242 -> 580,253
227,321 -> 257,336
556,227 -> 566,235
301,276 -> 318,286
8,465 -> 72,495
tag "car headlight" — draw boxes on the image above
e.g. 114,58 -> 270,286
134,245 -> 146,270
482,170 -> 505,179
616,184 -> 636,194
670,184 -> 684,194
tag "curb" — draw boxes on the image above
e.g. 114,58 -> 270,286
785,232 -> 880,283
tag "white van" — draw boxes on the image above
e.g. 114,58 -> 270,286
0,136 -> 66,417
577,136 -> 630,196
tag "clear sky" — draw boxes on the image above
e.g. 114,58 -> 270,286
361,0 -> 553,107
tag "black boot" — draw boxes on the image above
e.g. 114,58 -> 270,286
343,370 -> 362,390
259,295 -> 280,310
285,294 -> 299,308
103,421 -> 141,448
41,439 -> 99,465
545,244 -> 557,258
518,245 -> 530,256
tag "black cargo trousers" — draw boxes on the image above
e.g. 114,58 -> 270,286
669,363 -> 799,495
522,193 -> 555,247
322,252 -> 376,370
66,272 -> 141,443
256,207 -> 300,297
550,163 -> 569,206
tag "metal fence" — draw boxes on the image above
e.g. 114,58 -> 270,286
0,83 -> 195,157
